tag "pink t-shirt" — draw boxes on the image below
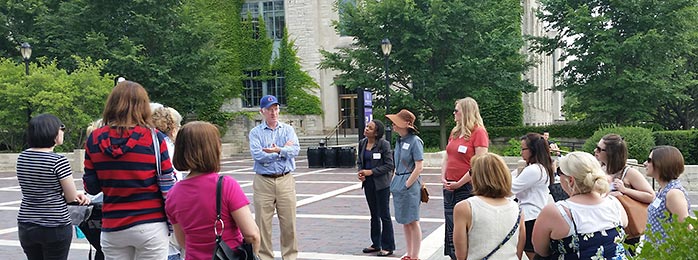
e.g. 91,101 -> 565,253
165,174 -> 249,260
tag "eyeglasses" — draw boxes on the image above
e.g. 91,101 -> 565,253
521,147 -> 529,151
595,146 -> 606,152
647,158 -> 652,163
453,109 -> 459,114
59,124 -> 66,131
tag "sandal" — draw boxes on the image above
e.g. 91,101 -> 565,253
377,250 -> 393,257
363,247 -> 380,253
400,256 -> 412,260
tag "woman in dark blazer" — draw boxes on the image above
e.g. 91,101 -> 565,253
357,119 -> 396,257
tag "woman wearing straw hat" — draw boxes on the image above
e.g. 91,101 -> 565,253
386,109 -> 424,260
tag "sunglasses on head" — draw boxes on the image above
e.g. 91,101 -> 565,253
59,124 -> 66,131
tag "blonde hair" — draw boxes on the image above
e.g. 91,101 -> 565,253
451,97 -> 485,139
559,152 -> 609,195
471,153 -> 513,198
152,107 -> 182,137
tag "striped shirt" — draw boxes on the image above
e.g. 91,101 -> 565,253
83,125 -> 175,232
16,150 -> 72,227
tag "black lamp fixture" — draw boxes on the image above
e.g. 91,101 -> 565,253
20,42 -> 32,75
381,38 -> 392,142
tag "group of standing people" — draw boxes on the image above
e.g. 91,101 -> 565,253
14,80 -> 693,260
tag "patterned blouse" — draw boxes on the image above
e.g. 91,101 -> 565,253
547,202 -> 627,260
646,179 -> 690,244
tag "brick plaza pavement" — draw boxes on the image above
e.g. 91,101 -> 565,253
0,155 -> 449,260
3,155 -> 695,259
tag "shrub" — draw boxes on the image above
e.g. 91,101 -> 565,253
500,138 -> 522,156
653,130 -> 698,165
633,212 -> 698,259
582,126 -> 655,161
488,123 -> 599,139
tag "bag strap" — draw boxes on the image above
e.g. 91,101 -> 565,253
620,166 -> 629,180
215,175 -> 225,243
150,128 -> 161,176
482,206 -> 522,260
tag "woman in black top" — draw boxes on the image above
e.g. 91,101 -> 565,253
16,114 -> 90,260
357,119 -> 396,257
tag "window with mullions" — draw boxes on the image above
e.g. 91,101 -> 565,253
241,0 -> 285,40
243,71 -> 286,108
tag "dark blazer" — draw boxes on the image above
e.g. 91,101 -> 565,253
357,137 -> 395,190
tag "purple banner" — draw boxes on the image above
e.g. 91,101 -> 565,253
364,107 -> 373,126
363,91 -> 373,107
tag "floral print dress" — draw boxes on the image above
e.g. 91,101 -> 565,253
547,201 -> 627,260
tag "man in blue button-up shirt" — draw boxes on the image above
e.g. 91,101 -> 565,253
249,95 -> 300,260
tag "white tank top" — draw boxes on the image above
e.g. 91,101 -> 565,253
466,196 -> 520,260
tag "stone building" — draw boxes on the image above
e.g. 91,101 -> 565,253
223,0 -> 564,146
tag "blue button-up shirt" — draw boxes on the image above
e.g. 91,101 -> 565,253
249,121 -> 300,175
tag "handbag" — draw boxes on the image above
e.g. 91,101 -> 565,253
482,207 -> 522,260
67,203 -> 94,226
420,184 -> 429,203
213,175 -> 258,260
615,166 -> 649,238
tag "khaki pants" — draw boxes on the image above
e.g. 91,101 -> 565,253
253,174 -> 298,260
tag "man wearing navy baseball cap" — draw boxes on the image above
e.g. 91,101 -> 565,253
248,95 -> 300,260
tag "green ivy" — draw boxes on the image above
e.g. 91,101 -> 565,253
633,212 -> 698,259
273,28 -> 322,115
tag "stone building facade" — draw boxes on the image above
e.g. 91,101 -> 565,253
223,0 -> 565,144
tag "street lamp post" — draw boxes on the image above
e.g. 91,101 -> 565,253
20,42 -> 32,76
20,42 -> 32,125
381,38 -> 392,142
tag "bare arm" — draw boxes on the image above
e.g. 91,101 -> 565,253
517,211 -> 526,260
441,153 -> 448,185
231,205 -> 260,253
666,189 -> 690,223
615,168 -> 655,203
453,200 -> 471,260
406,160 -> 423,188
59,177 -> 90,205
173,224 -> 185,249
532,204 -> 556,257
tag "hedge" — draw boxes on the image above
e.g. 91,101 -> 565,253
582,126 -> 655,161
653,130 -> 698,165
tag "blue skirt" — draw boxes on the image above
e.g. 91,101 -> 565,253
390,174 -> 421,224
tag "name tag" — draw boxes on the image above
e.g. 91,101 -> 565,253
373,153 -> 381,160
402,143 -> 410,150
457,145 -> 467,154
651,198 -> 662,208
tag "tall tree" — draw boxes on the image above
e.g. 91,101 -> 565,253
533,0 -> 698,128
320,0 -> 534,148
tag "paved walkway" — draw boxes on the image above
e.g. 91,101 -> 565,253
1,155 -> 696,259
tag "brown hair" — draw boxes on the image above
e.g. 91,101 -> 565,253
471,153 -> 513,198
650,146 -> 684,182
173,121 -> 221,173
521,132 -> 554,182
601,134 -> 628,176
102,81 -> 152,131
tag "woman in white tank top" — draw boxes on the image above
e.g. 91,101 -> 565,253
453,153 -> 524,260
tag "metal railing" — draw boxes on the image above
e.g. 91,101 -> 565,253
323,118 -> 346,146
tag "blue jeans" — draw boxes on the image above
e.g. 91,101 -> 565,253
363,177 -> 395,251
443,183 -> 473,259
18,222 -> 73,260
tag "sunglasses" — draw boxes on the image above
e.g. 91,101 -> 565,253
59,124 -> 66,131
647,157 -> 652,163
453,109 -> 460,114
595,146 -> 606,152
521,147 -> 529,151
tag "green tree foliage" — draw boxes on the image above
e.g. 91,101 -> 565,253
0,57 -> 112,152
320,0 -> 535,148
0,0 -> 237,126
634,212 -> 698,259
582,126 -> 654,161
533,0 -> 698,128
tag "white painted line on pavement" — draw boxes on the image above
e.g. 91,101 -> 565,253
0,227 -> 17,234
0,200 -> 20,206
0,176 -> 17,180
420,223 -> 446,260
0,186 -> 21,192
295,213 -> 445,223
297,183 -> 362,207
0,239 -> 91,249
0,206 -> 19,211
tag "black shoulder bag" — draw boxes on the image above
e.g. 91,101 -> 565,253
213,175 -> 258,260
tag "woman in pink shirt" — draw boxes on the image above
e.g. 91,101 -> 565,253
165,121 -> 260,260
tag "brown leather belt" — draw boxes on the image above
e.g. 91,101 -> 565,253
261,172 -> 290,178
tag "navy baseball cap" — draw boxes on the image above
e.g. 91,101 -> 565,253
260,95 -> 280,109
